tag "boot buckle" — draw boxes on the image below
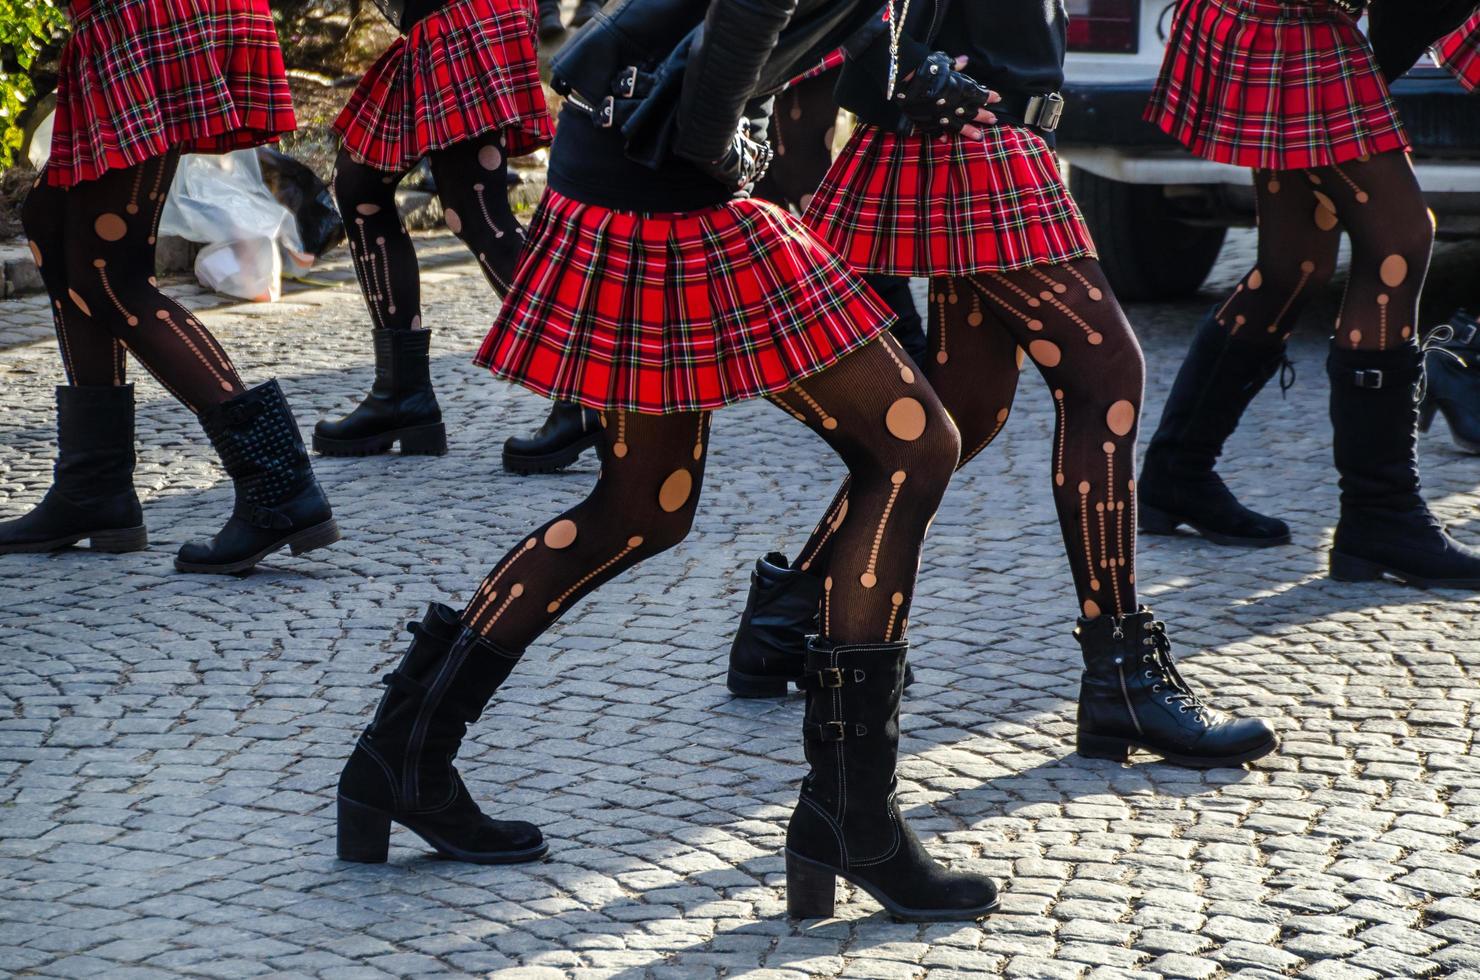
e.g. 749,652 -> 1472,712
819,668 -> 844,688
808,721 -> 846,742
1352,368 -> 1385,389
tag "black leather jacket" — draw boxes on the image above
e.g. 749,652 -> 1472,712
835,0 -> 1068,133
1368,0 -> 1480,81
550,0 -> 880,172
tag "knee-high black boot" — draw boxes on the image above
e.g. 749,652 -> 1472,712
337,603 -> 548,864
0,385 -> 146,554
501,401 -> 601,474
1328,344 -> 1480,586
785,637 -> 999,922
1139,310 -> 1292,547
1075,608 -> 1278,768
1418,311 -> 1480,454
175,380 -> 340,574
313,329 -> 447,457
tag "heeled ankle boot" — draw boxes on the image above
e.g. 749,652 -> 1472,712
1328,343 -> 1480,587
313,329 -> 447,457
175,380 -> 340,574
1418,311 -> 1480,454
785,637 -> 999,921
536,0 -> 565,38
338,603 -> 548,864
1076,608 -> 1277,768
0,385 -> 147,554
726,553 -> 915,697
501,401 -> 601,474
1140,310 -> 1292,547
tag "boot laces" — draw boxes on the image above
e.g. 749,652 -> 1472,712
1140,620 -> 1213,724
1278,355 -> 1297,396
1419,324 -> 1469,405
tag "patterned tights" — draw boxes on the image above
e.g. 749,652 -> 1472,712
1215,149 -> 1433,351
795,260 -> 1145,620
461,338 -> 961,648
22,153 -> 244,411
333,130 -> 527,332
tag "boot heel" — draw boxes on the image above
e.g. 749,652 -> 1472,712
1329,550 -> 1386,582
290,519 -> 342,556
786,851 -> 837,918
398,423 -> 448,456
1138,504 -> 1181,536
727,667 -> 791,699
1418,399 -> 1438,433
1077,731 -> 1132,762
90,525 -> 148,553
337,796 -> 392,863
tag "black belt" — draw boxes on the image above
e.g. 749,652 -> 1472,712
991,91 -> 1066,135
371,0 -> 451,32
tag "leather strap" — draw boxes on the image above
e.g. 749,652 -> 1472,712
992,90 -> 1065,135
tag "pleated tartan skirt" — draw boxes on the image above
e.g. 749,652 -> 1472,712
474,190 -> 897,414
334,0 -> 553,172
48,0 -> 296,189
1437,11 -> 1480,92
1145,0 -> 1409,170
803,124 -> 1096,277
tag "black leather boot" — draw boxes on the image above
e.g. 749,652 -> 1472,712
1328,344 -> 1480,587
1140,310 -> 1292,547
786,637 -> 999,921
1076,608 -> 1277,768
0,385 -> 146,554
1419,311 -> 1480,454
536,0 -> 565,38
501,401 -> 601,474
726,552 -> 914,697
313,329 -> 447,457
570,0 -> 603,27
338,603 -> 548,864
176,380 -> 341,574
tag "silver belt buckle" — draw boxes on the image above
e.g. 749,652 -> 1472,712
1025,92 -> 1065,133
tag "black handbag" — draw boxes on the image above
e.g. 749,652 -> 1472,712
371,0 -> 452,32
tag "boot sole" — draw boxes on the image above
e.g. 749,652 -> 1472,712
727,666 -> 796,699
1329,550 -> 1480,589
314,423 -> 447,457
1076,730 -> 1278,769
1139,503 -> 1291,549
337,795 -> 550,865
502,431 -> 601,475
784,849 -> 999,922
0,524 -> 148,555
173,518 -> 342,575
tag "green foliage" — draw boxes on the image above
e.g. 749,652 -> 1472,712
0,0 -> 67,167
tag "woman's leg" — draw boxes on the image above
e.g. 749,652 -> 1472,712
428,132 -> 528,297
62,152 -> 244,411
1139,167 -> 1343,547
314,151 -> 448,456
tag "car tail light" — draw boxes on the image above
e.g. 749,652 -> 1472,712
1067,0 -> 1140,53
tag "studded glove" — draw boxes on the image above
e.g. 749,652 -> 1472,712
693,119 -> 775,193
892,50 -> 995,135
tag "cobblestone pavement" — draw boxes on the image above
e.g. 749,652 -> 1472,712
3,231 -> 1480,980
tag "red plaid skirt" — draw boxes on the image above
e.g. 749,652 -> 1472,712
1437,11 -> 1480,92
1146,0 -> 1409,170
48,0 -> 295,189
335,0 -> 553,172
474,190 -> 896,413
803,125 -> 1096,277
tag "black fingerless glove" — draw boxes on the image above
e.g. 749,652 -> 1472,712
694,120 -> 775,192
892,51 -> 994,135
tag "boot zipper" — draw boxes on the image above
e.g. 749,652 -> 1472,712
1117,661 -> 1144,737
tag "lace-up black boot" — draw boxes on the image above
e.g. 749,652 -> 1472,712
1328,343 -> 1480,587
726,553 -> 914,697
338,603 -> 548,864
175,380 -> 340,574
1076,609 -> 1278,768
502,401 -> 601,474
313,329 -> 447,457
0,385 -> 146,554
1418,311 -> 1480,454
786,637 -> 999,921
1140,310 -> 1292,546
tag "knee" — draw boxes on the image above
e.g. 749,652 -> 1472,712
21,178 -> 64,262
883,399 -> 961,496
1257,253 -> 1338,300
332,150 -> 396,215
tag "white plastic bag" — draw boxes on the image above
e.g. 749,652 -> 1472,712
159,150 -> 303,302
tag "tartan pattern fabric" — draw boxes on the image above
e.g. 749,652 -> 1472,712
802,125 -> 1096,277
334,0 -> 553,172
474,190 -> 897,413
1145,0 -> 1409,170
48,0 -> 295,189
1436,11 -> 1480,92
786,47 -> 847,88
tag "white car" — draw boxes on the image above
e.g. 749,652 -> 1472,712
1058,0 -> 1480,299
